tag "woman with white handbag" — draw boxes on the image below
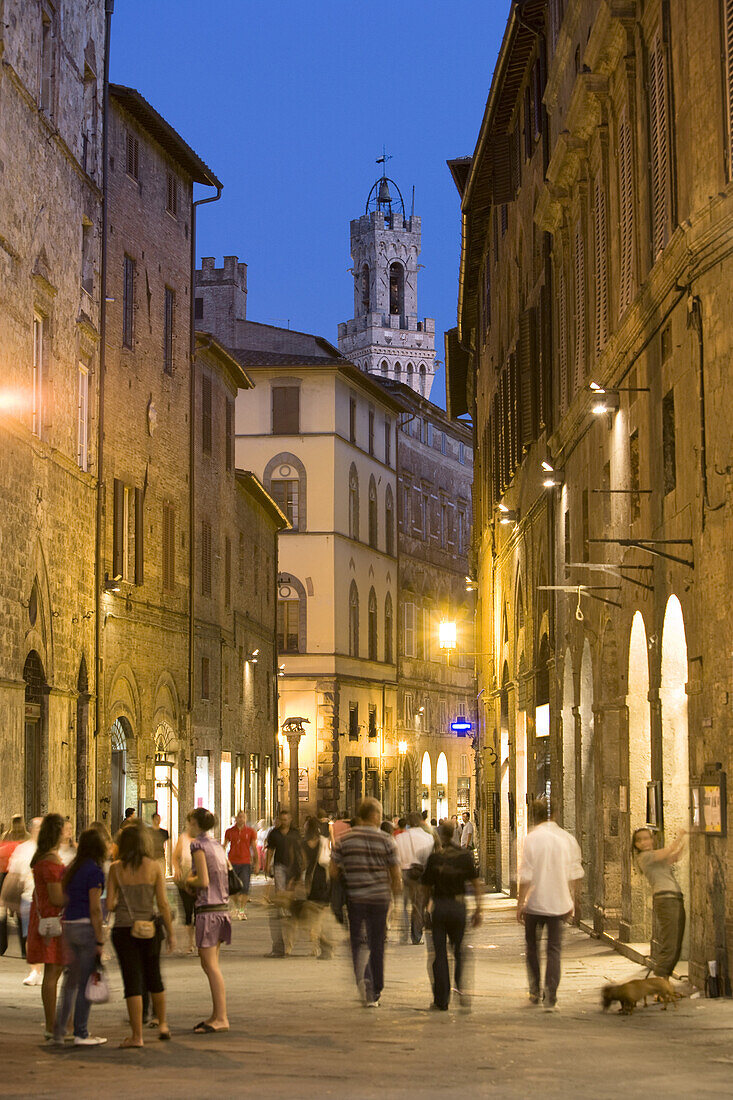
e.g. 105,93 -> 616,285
26,813 -> 65,1040
53,828 -> 108,1046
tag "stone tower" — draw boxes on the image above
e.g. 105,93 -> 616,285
338,169 -> 436,399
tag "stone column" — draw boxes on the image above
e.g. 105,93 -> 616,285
316,679 -> 340,814
287,733 -> 303,826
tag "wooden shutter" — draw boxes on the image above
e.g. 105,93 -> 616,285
492,395 -> 501,501
558,265 -> 568,415
573,220 -> 586,393
648,31 -> 671,259
134,487 -> 144,585
721,1 -> 726,176
519,308 -> 538,450
201,520 -> 212,596
272,386 -> 299,434
491,132 -> 514,203
162,503 -> 175,592
618,109 -> 635,315
224,536 -> 231,608
594,173 -> 609,356
524,86 -> 533,160
539,284 -> 552,430
113,478 -> 124,578
202,374 -> 212,454
225,398 -> 234,471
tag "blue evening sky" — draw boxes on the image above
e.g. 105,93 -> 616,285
110,1 -> 507,407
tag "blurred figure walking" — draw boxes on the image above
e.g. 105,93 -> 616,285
330,798 -> 401,1008
517,799 -> 584,1011
172,814 -> 196,954
186,807 -> 230,1033
27,814 -> 65,1038
422,821 -> 483,1011
264,809 -> 303,958
7,817 -> 42,983
224,811 -> 257,919
394,812 -> 434,945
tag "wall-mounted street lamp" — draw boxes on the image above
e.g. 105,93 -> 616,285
465,575 -> 478,592
247,648 -> 260,664
438,621 -> 457,651
104,573 -> 122,593
497,505 -> 519,525
590,380 -> 649,414
398,740 -> 408,755
277,663 -> 286,677
540,460 -> 564,489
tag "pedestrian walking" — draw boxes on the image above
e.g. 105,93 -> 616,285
148,813 -> 169,875
224,811 -> 257,919
107,823 -> 174,1047
26,813 -> 65,1039
395,812 -> 434,945
53,828 -> 108,1046
302,816 -> 332,959
459,812 -> 475,850
255,819 -> 269,874
330,797 -> 401,1008
0,816 -> 29,958
330,811 -> 352,847
517,798 -> 584,1011
422,821 -> 483,1011
264,809 -> 303,957
632,826 -> 687,978
185,807 -> 230,1033
6,817 -> 43,984
172,814 -> 197,954
58,819 -> 77,867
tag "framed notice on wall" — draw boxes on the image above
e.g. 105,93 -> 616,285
646,781 -> 662,830
696,767 -> 727,837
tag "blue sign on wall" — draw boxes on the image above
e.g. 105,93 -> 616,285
450,717 -> 472,734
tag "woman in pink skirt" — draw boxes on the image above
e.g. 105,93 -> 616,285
186,807 -> 230,1033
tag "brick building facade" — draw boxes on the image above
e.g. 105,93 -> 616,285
447,0 -> 733,987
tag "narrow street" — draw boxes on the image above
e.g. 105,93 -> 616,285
1,887 -> 731,1099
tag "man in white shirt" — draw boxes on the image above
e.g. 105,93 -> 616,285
394,813 -> 435,944
460,812 -> 475,849
517,799 -> 583,1011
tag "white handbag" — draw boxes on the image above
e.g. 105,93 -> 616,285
85,966 -> 109,1004
38,915 -> 62,938
317,836 -> 331,868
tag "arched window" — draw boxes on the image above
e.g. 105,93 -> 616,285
361,263 -> 370,312
348,464 -> 359,540
389,262 -> 404,315
406,362 -> 414,380
419,363 -> 427,394
381,359 -> 388,374
264,452 -> 307,531
368,587 -> 378,660
368,476 -> 378,548
384,592 -> 393,663
385,485 -> 394,556
349,581 -> 359,657
277,573 -> 306,654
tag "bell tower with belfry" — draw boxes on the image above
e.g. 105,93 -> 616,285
338,154 -> 436,399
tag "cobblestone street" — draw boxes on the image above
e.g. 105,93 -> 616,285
0,886 -> 731,1099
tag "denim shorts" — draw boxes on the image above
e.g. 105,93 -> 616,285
233,863 -> 251,894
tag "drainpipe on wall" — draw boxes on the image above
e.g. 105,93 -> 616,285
94,0 -> 114,823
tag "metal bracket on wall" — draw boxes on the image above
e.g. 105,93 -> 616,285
588,538 -> 694,569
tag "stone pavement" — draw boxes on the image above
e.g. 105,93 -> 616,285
1,883 -> 732,1099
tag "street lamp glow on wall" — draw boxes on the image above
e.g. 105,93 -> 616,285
398,740 -> 407,755
438,620 -> 457,651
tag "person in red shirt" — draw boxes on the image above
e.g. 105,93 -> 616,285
224,812 -> 257,919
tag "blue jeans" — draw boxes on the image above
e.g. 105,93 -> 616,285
55,922 -> 98,1039
346,899 -> 390,1003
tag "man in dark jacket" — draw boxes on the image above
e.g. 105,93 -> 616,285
422,821 -> 483,1011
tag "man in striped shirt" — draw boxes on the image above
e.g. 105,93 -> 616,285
330,797 -> 401,1007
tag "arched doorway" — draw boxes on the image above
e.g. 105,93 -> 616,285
660,595 -> 689,954
561,649 -> 576,836
421,752 -> 432,817
627,611 -> 652,938
401,755 -> 414,815
500,670 -> 510,892
110,717 -> 135,829
579,639 -> 595,918
436,752 -> 448,820
154,722 -> 179,874
23,651 -> 47,821
76,657 -> 90,831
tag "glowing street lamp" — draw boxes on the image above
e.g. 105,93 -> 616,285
398,740 -> 407,755
438,620 -> 457,652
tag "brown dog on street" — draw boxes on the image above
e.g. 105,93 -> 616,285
602,976 -> 679,1014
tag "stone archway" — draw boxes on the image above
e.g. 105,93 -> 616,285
23,650 -> 47,821
579,639 -> 595,920
561,649 -> 576,837
627,611 -> 652,939
421,751 -> 432,818
110,716 -> 136,828
660,594 -> 689,956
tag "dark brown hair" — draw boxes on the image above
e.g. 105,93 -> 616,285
116,822 -> 152,869
190,807 -> 216,833
30,813 -> 64,868
63,828 -> 107,890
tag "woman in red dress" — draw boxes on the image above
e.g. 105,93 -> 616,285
27,813 -> 66,1040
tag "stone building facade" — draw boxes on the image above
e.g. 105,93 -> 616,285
447,0 -> 733,987
0,0 -> 105,828
338,171 -> 437,400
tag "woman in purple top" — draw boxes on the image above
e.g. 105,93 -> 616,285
186,807 -> 230,1033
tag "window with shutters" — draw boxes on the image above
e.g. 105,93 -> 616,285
349,703 -> 359,740
384,593 -> 394,663
384,418 -> 392,466
272,385 -> 299,434
224,536 -> 231,608
225,398 -> 234,471
201,520 -> 212,596
618,108 -> 635,315
202,374 -> 212,455
482,254 -> 491,337
368,409 -> 375,455
648,30 -> 672,259
201,656 -> 210,700
368,477 -> 378,548
162,503 -> 175,592
195,297 -> 204,320
518,309 -> 537,450
122,255 -> 134,348
524,86 -> 533,161
32,314 -> 45,438
164,287 -> 174,374
77,365 -> 89,471
349,396 -> 357,443
270,478 -> 299,529
112,480 -> 129,581
721,1 -> 726,178
385,486 -> 394,556
125,130 -> 139,180
349,581 -> 360,657
39,9 -> 55,116
629,430 -> 641,523
557,262 -> 568,415
663,389 -> 676,494
368,588 -> 378,660
277,597 -> 300,653
134,487 -> 144,585
593,174 -> 609,356
368,704 -> 378,739
348,465 -> 359,539
573,220 -> 586,393
404,602 -> 415,658
166,171 -> 177,217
